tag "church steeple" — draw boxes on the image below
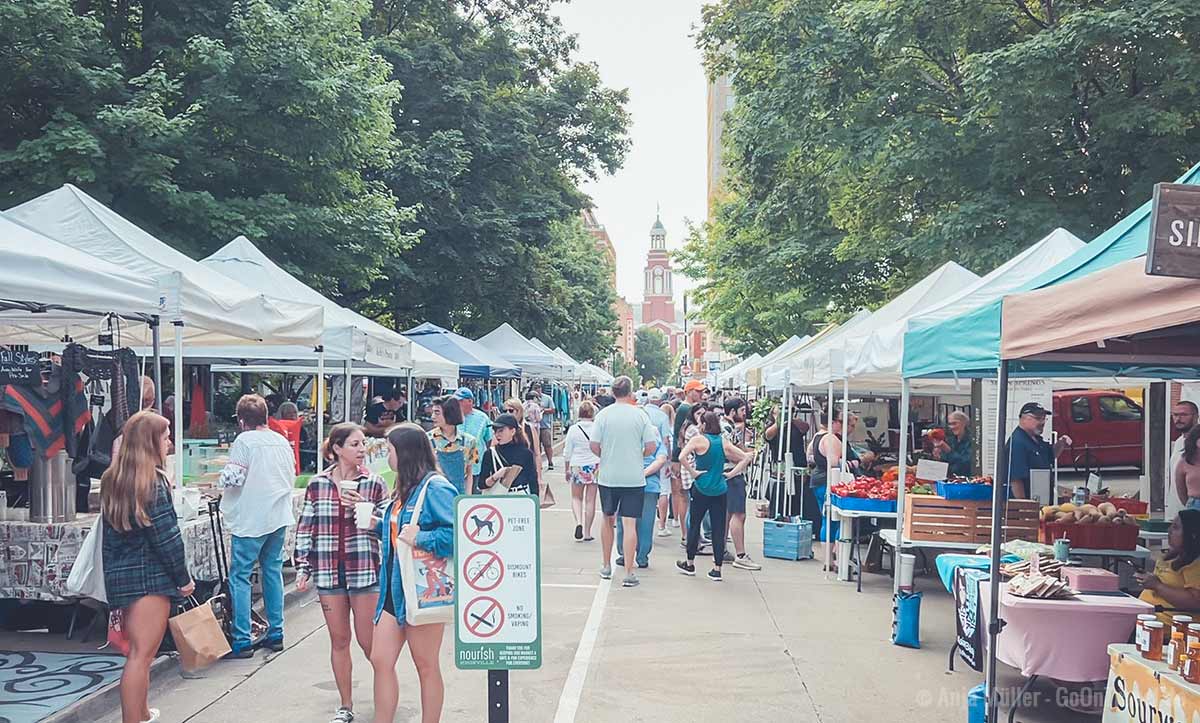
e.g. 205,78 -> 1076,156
650,205 -> 666,250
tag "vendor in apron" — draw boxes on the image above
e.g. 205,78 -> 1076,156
809,412 -> 859,540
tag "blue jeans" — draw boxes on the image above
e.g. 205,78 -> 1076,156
615,492 -> 658,566
229,526 -> 286,652
1188,497 -> 1200,512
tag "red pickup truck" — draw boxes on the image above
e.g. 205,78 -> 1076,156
1051,390 -> 1143,472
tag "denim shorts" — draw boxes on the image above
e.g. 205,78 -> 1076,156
318,583 -> 379,598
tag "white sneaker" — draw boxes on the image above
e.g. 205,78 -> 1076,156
144,709 -> 161,723
656,526 -> 672,537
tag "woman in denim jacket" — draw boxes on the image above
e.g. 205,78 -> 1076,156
343,423 -> 455,723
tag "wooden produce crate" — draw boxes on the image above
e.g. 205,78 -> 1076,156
903,495 -> 1040,545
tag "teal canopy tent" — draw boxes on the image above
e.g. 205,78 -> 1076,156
902,162 -> 1200,380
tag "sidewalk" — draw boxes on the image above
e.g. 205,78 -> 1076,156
80,467 -> 1099,722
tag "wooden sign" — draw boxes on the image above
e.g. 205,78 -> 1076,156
0,349 -> 39,384
1146,182 -> 1200,279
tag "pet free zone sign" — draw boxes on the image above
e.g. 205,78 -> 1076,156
454,495 -> 542,670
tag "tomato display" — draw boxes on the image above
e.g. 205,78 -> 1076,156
830,475 -> 920,501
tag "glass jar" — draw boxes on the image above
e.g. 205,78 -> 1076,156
1173,615 -> 1194,640
1142,621 -> 1166,661
1187,641 -> 1200,685
1169,631 -> 1188,671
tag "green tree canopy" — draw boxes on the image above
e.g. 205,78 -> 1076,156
0,0 -> 628,361
635,328 -> 671,387
685,0 -> 1200,354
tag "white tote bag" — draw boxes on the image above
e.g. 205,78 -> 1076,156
481,447 -> 512,496
66,515 -> 107,603
399,475 -> 455,626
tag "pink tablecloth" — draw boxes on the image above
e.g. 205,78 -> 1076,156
979,582 -> 1153,682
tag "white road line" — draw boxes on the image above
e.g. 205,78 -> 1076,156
542,583 -> 598,589
552,576 -> 611,723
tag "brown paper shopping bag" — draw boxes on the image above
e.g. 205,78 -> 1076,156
168,598 -> 231,671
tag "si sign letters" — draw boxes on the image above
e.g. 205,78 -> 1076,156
1146,182 -> 1200,279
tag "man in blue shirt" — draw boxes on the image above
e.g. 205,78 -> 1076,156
454,387 -> 494,479
616,428 -> 668,569
1006,402 -> 1072,498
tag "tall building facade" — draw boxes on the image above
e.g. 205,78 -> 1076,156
582,209 -> 635,365
706,74 -> 734,216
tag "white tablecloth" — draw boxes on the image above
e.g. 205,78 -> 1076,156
0,490 -> 304,602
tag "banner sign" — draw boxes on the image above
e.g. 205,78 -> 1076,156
954,567 -> 988,672
1104,643 -> 1200,721
1147,182 -> 1200,280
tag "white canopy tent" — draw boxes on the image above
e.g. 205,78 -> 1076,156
529,337 -> 580,380
7,185 -> 324,485
845,228 -> 1085,391
762,316 -> 870,392
717,353 -> 761,388
476,323 -> 566,379
788,262 -> 980,392
744,335 -> 811,388
0,214 -> 169,337
578,362 -> 613,386
199,236 -> 425,435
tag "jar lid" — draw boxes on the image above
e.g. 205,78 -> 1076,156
1147,621 -> 1166,628
1175,615 -> 1194,622
1190,624 -> 1200,631
1139,614 -> 1158,620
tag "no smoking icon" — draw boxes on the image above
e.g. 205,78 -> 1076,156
463,596 -> 505,639
463,503 -> 504,545
463,550 -> 504,592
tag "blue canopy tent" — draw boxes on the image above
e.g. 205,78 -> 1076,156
402,322 -> 521,379
896,161 -> 1200,723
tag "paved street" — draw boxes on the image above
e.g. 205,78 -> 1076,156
103,468 -> 1099,723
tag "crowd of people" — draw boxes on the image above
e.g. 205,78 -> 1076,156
93,373 -> 796,722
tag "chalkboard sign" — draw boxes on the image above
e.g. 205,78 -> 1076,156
1147,183 -> 1200,279
0,350 -> 39,384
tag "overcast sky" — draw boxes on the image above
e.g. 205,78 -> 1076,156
555,0 -> 709,305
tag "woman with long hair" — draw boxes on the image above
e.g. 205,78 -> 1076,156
478,413 -> 539,496
676,411 -> 753,582
677,403 -> 709,549
101,411 -> 194,723
503,398 -> 542,491
295,423 -> 387,723
563,401 -> 600,541
343,424 -> 455,723
1139,509 -> 1200,619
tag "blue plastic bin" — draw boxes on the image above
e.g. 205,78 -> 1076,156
967,683 -> 987,723
829,494 -> 897,514
763,517 -> 813,561
936,481 -> 993,501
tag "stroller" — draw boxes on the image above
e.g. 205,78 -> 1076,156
203,496 -> 269,648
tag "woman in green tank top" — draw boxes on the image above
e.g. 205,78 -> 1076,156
676,411 -> 755,582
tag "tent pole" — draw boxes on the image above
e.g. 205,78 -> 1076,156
985,362 -> 1011,723
825,381 -> 835,574
782,374 -> 792,518
894,380 -> 911,594
151,316 -> 163,411
406,373 -> 414,422
343,359 -> 352,423
316,347 -> 325,464
173,322 -> 184,490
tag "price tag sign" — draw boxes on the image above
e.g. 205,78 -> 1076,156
454,495 -> 541,670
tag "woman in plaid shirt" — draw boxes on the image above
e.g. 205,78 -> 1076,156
294,423 -> 387,723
